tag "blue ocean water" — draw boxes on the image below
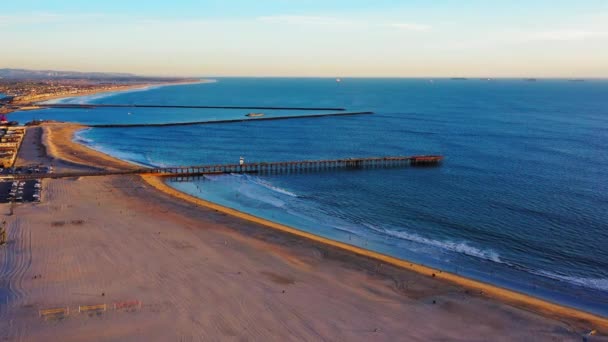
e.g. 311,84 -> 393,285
11,78 -> 608,315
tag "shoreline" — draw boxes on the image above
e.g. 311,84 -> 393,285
37,81 -> 608,325
4,125 -> 597,340
32,79 -> 207,105
4,79 -> 208,114
0,81 -> 608,340
35,77 -> 607,327
42,123 -> 142,172
142,176 -> 608,327
46,121 -> 608,331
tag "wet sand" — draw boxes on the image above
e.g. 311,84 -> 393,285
0,123 -> 605,341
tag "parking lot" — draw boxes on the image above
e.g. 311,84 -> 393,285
1,164 -> 53,176
0,164 -> 51,203
0,179 -> 41,203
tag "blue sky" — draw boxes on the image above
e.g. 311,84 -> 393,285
1,1 -> 607,77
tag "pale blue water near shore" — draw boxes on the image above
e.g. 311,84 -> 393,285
10,78 -> 608,315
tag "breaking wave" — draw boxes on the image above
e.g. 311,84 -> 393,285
73,128 -> 154,167
533,270 -> 608,291
247,176 -> 299,197
73,128 -> 94,144
363,223 -> 503,263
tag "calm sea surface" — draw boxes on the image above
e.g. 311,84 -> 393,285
11,78 -> 608,315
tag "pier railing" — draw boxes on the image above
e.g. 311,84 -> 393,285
150,155 -> 443,176
4,155 -> 443,180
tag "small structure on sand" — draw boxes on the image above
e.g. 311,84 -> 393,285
0,221 -> 7,245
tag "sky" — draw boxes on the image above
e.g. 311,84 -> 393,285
1,0 -> 607,77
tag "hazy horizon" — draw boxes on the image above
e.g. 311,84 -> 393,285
3,67 -> 608,79
2,0 -> 608,78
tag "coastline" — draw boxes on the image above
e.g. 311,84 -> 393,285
0,129 -> 583,340
42,123 -> 142,172
4,79 -> 208,113
0,123 -> 603,339
31,83 -> 161,105
32,79 -> 207,105
142,176 -> 608,328
2,81 -> 606,339
50,121 -> 608,331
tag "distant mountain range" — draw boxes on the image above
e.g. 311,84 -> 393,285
0,68 -> 137,79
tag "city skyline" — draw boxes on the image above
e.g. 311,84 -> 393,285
2,0 -> 608,77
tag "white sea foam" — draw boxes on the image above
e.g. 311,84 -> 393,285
248,177 -> 298,197
534,270 -> 608,291
202,174 -> 224,181
237,182 -> 286,208
331,224 -> 365,237
141,153 -> 168,168
73,129 -> 152,167
73,128 -> 94,144
362,223 -> 502,263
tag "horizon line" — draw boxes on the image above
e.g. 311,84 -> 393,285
2,67 -> 607,80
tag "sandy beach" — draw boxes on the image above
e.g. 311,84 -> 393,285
16,84 -> 154,105
3,79 -> 205,114
0,123 -> 606,341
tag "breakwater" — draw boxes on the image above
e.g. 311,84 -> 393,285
88,111 -> 374,128
32,103 -> 347,111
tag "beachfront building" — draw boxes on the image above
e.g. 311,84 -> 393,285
0,126 -> 25,168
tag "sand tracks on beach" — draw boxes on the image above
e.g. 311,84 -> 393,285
0,174 -> 592,341
0,217 -> 32,310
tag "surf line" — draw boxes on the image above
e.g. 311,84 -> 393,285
88,111 -> 374,128
141,174 -> 608,330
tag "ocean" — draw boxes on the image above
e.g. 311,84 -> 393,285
10,78 -> 608,315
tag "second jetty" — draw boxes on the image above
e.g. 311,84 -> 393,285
26,103 -> 347,111
88,111 -> 374,128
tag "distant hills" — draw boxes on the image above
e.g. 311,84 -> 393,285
0,68 -> 138,80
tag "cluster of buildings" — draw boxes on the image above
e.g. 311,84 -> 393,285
0,81 -> 122,104
0,124 -> 25,168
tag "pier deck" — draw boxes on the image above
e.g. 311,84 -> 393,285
5,155 -> 443,180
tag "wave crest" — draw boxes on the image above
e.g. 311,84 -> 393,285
534,270 -> 608,291
245,176 -> 298,197
363,223 -> 502,263
73,128 -> 94,144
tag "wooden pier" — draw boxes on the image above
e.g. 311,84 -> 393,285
5,155 -> 443,181
151,155 -> 444,176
